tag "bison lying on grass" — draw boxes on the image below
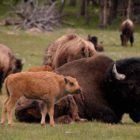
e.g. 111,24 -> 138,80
0,44 -> 23,90
15,54 -> 140,124
1,71 -> 81,126
43,34 -> 96,69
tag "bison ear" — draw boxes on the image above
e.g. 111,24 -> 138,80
64,77 -> 69,84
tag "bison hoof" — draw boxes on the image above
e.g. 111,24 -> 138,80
50,123 -> 55,127
0,122 -> 5,126
8,123 -> 13,127
41,123 -> 46,127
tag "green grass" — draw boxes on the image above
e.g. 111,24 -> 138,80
0,120 -> 139,140
0,3 -> 140,139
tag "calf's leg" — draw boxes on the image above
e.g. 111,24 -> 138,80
40,103 -> 48,126
47,99 -> 55,127
1,97 -> 10,125
6,96 -> 19,126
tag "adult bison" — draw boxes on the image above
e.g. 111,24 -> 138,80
15,54 -> 140,124
0,44 -> 23,90
120,19 -> 134,46
43,34 -> 96,69
88,35 -> 104,52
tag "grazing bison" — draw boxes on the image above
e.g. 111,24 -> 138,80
120,19 -> 134,46
0,44 -> 23,90
1,71 -> 81,126
15,55 -> 140,124
88,35 -> 104,52
43,34 -> 96,69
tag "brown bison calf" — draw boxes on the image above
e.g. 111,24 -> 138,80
1,71 -> 81,126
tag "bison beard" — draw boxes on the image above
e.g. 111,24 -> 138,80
15,55 -> 140,124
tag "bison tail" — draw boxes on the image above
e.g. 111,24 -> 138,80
3,78 -> 10,97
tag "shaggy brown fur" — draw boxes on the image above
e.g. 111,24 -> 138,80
1,71 -> 81,126
0,44 -> 23,90
43,34 -> 96,69
27,65 -> 53,72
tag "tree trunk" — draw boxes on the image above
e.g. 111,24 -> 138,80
99,0 -> 112,28
108,0 -> 118,24
127,0 -> 132,19
80,0 -> 86,16
59,0 -> 65,14
69,0 -> 76,6
85,0 -> 89,24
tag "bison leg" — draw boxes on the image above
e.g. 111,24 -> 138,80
47,99 -> 55,127
120,34 -> 124,46
40,103 -> 48,126
130,35 -> 134,46
6,97 -> 18,126
1,97 -> 10,125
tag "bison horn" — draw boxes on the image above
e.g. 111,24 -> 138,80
112,64 -> 126,80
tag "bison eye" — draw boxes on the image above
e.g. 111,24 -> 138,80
69,82 -> 74,86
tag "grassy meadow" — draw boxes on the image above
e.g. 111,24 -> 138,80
0,3 -> 140,140
0,25 -> 140,140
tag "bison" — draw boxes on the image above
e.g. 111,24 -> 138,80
88,35 -> 104,52
15,54 -> 140,124
0,44 -> 23,90
120,19 -> 134,46
43,34 -> 96,69
27,65 -> 53,72
1,71 -> 81,126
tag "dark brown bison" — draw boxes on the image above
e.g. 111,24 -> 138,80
88,35 -> 104,52
15,54 -> 140,124
43,34 -> 96,69
120,19 -> 134,46
0,44 -> 23,90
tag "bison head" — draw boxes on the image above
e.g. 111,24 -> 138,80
104,57 -> 140,123
7,57 -> 23,76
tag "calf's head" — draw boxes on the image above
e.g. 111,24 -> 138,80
64,76 -> 81,94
